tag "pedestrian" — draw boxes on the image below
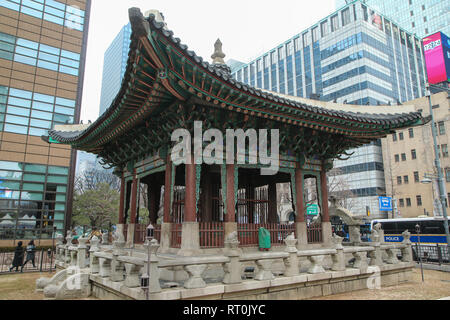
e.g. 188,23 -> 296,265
21,240 -> 36,272
9,241 -> 24,272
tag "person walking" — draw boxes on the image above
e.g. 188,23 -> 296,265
9,241 -> 24,272
21,240 -> 36,272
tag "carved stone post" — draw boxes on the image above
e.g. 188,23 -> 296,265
147,239 -> 162,293
184,264 -> 208,289
283,233 -> 300,277
65,231 -> 73,267
110,231 -> 126,282
70,249 -> 77,267
89,236 -> 100,274
77,237 -> 88,269
223,232 -> 242,284
102,232 -> 109,246
401,230 -> 413,263
331,234 -> 346,272
348,225 -> 362,244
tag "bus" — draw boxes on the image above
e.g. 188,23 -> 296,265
370,217 -> 449,262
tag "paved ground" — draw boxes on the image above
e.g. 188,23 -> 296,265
0,267 -> 449,300
311,267 -> 450,300
0,272 -> 97,300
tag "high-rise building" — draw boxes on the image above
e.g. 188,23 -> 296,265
336,0 -> 450,38
231,0 -> 427,218
0,0 -> 91,246
382,91 -> 450,219
98,23 -> 131,116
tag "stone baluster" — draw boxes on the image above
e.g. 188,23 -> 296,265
65,231 -> 73,266
102,232 -> 109,246
89,236 -> 100,274
183,264 -> 208,289
352,251 -> 369,273
124,262 -> 142,288
385,247 -> 399,264
55,234 -> 64,263
401,230 -> 413,263
222,232 -> 242,284
70,249 -> 77,267
307,255 -> 326,274
331,234 -> 346,272
283,233 -> 299,277
98,257 -> 111,278
111,230 -> 126,282
369,243 -> 383,267
77,237 -> 88,269
147,239 -> 162,293
255,259 -> 275,281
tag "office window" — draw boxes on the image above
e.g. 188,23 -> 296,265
399,132 -> 404,140
331,14 -> 339,32
312,27 -> 319,43
409,0 -> 412,5
442,144 -> 449,158
404,176 -> 409,184
416,196 -> 422,207
414,172 -> 420,183
406,198 -> 412,207
422,5 -> 425,10
399,199 -> 405,207
342,8 -> 351,26
411,149 -> 417,160
278,47 -> 285,60
423,16 -> 427,22
410,11 -> 414,16
438,145 -> 441,158
401,154 -> 407,161
321,21 -> 328,37
446,168 -> 450,183
393,133 -> 397,141
412,22 -> 415,28
409,128 -> 414,138
302,32 -> 311,47
395,155 -> 400,162
438,122 -> 445,135
397,176 -> 402,185
294,38 -> 301,51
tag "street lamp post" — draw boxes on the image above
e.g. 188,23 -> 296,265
140,223 -> 154,300
425,85 -> 450,250
415,224 -> 425,282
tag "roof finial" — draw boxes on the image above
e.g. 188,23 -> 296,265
211,39 -> 226,65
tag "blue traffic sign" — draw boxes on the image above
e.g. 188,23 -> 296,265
379,197 -> 393,211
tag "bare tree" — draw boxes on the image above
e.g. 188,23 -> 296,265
327,168 -> 356,213
75,168 -> 121,195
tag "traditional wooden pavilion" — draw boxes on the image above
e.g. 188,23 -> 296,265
46,8 -> 429,254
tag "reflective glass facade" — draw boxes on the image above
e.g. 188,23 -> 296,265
99,23 -> 132,116
0,0 -> 90,243
337,0 -> 450,38
231,0 -> 427,218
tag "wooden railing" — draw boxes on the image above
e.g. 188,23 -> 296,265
307,224 -> 323,244
237,223 -> 296,247
199,222 -> 225,248
170,223 -> 182,248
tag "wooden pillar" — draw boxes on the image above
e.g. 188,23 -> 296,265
201,168 -> 213,222
295,168 -> 305,223
225,164 -> 235,223
268,182 -> 278,223
321,166 -> 330,223
130,170 -> 138,224
163,158 -> 172,223
148,181 -> 161,225
185,158 -> 197,222
118,172 -> 126,224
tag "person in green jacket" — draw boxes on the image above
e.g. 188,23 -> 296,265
21,240 -> 36,272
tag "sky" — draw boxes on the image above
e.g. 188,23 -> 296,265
79,0 -> 336,122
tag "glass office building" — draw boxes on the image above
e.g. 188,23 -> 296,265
98,23 -> 131,116
336,0 -> 450,38
0,0 -> 91,244
232,0 -> 427,218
